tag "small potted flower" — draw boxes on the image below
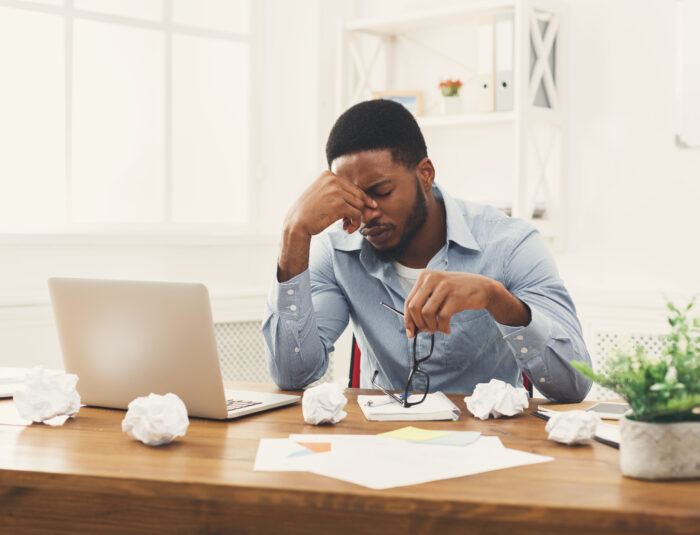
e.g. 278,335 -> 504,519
572,299 -> 700,480
439,79 -> 463,97
438,79 -> 463,114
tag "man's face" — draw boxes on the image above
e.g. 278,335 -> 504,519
332,149 -> 428,262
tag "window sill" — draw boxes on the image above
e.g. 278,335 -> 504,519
0,226 -> 280,247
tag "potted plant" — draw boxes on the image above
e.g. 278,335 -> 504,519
572,299 -> 700,480
438,79 -> 462,114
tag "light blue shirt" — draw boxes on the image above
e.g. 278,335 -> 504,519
263,184 -> 592,402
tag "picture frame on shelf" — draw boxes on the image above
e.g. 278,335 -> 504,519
372,91 -> 424,116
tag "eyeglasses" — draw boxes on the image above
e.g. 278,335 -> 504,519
372,302 -> 435,408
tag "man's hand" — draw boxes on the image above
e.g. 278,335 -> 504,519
284,170 -> 376,238
403,271 -> 531,337
278,171 -> 376,282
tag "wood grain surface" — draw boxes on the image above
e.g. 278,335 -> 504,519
1,385 -> 698,535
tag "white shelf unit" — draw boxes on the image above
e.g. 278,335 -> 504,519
336,0 -> 569,247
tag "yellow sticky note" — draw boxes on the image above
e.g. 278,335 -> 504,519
379,426 -> 450,442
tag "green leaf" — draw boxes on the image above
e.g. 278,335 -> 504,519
581,297 -> 700,422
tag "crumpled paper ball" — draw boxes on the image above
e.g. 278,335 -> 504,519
13,366 -> 81,426
545,410 -> 601,445
121,393 -> 189,446
302,382 -> 347,425
465,378 -> 529,420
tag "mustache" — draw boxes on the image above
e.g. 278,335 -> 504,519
359,220 -> 394,235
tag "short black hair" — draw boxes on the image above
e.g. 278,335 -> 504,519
325,99 -> 428,170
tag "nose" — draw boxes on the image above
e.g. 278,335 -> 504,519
362,201 -> 380,224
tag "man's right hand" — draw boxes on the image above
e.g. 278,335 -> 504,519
277,171 -> 376,282
284,170 -> 376,237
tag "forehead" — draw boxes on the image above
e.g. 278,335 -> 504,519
331,149 -> 409,187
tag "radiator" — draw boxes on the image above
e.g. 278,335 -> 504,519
587,331 -> 667,401
212,321 -> 664,400
213,321 -> 335,385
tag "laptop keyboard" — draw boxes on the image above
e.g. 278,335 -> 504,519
226,399 -> 263,411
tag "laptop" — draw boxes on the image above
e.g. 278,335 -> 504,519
47,277 -> 300,420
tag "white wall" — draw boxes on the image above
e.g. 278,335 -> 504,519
0,235 -> 280,368
0,0 -> 357,379
0,0 -> 330,369
349,0 -> 700,311
2,0 -> 698,380
561,0 -> 700,307
259,0 -> 321,234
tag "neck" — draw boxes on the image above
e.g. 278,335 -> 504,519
397,196 -> 446,268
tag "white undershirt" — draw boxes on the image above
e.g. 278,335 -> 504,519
392,261 -> 424,294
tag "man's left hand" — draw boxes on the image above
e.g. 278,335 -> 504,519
403,271 -> 530,337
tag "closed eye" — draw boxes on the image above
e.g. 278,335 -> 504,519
373,190 -> 392,198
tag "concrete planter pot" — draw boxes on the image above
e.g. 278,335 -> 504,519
619,417 -> 700,480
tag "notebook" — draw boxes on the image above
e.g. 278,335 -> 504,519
358,391 -> 461,421
48,277 -> 299,420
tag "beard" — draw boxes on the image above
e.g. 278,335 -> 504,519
373,176 -> 428,263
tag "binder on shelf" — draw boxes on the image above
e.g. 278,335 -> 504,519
476,17 -> 495,113
494,12 -> 514,112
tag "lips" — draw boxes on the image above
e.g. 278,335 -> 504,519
361,225 -> 394,245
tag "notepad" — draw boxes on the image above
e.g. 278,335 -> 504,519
358,392 -> 461,421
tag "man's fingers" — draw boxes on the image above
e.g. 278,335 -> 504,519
341,204 -> 363,233
405,276 -> 436,334
335,178 -> 377,211
337,186 -> 367,212
435,302 -> 456,334
421,285 -> 449,333
404,276 -> 422,337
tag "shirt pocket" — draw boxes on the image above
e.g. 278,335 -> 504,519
445,309 -> 501,370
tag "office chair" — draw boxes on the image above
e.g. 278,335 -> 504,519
349,335 -> 534,396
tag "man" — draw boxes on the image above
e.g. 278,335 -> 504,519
263,99 -> 591,403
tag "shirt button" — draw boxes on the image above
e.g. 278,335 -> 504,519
520,347 -> 528,354
539,377 -> 546,383
294,347 -> 300,353
515,335 -> 524,341
290,305 -> 297,311
287,289 -> 295,295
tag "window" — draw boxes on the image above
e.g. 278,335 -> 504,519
0,0 -> 255,233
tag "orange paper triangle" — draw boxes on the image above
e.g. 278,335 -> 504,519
296,441 -> 331,454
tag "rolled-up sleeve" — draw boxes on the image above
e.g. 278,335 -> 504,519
496,225 -> 592,402
262,236 -> 349,390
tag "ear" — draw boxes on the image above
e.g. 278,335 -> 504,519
415,158 -> 435,191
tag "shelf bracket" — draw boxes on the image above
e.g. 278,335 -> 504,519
528,11 -> 560,110
348,34 -> 384,101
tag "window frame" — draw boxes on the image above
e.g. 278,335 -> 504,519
0,0 -> 263,240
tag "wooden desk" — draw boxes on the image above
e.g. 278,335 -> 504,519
1,386 -> 698,535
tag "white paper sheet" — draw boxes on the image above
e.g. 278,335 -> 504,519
255,434 -> 553,490
254,438 -> 346,472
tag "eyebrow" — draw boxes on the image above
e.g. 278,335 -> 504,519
363,179 -> 392,195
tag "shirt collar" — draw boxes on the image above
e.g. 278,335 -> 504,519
436,183 -> 481,252
329,182 -> 481,253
